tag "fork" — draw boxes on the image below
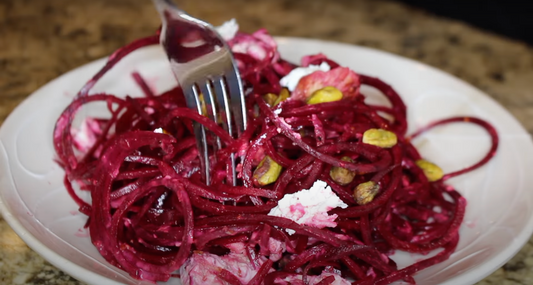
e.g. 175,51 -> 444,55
152,0 -> 247,186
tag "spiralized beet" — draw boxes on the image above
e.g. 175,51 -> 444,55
53,29 -> 499,284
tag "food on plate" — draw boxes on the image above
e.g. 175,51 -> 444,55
53,20 -> 499,284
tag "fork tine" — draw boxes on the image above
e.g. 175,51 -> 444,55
198,80 -> 222,151
194,123 -> 211,185
223,69 -> 245,184
198,81 -> 217,122
212,77 -> 233,137
182,84 -> 211,185
224,68 -> 248,136
212,77 -> 238,185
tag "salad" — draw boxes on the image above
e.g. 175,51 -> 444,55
53,20 -> 498,285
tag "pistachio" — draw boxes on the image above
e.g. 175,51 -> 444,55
263,93 -> 278,106
198,93 -> 208,116
306,86 -> 343,105
362,128 -> 397,148
330,156 -> 356,185
415,159 -> 444,182
274,88 -> 290,106
354,181 -> 380,205
253,156 -> 283,186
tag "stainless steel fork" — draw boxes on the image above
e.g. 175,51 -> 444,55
152,0 -> 247,185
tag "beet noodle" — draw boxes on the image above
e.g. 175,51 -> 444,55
53,30 -> 499,284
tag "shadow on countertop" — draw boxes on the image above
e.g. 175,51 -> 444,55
395,0 -> 533,45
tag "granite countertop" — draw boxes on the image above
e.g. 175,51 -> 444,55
1,0 -> 532,284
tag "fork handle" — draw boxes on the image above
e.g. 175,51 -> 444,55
152,0 -> 184,16
153,0 -> 225,65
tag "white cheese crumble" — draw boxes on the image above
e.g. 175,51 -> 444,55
153,127 -> 164,133
215,18 -> 239,41
279,62 -> 331,91
276,272 -> 352,285
268,180 -> 347,234
180,251 -> 265,285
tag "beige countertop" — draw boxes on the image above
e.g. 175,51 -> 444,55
1,0 -> 533,284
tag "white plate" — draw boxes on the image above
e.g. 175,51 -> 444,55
1,37 -> 533,285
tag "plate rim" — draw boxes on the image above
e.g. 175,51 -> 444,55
1,36 -> 533,285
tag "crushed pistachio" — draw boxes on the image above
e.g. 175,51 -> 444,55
330,156 -> 356,185
362,128 -> 397,148
306,86 -> 343,105
263,93 -> 278,106
198,93 -> 208,116
354,181 -> 380,205
253,156 -> 283,186
274,88 -> 290,106
415,159 -> 444,182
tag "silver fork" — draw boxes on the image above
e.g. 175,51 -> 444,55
152,0 -> 247,185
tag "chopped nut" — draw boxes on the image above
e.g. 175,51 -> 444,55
199,93 -> 208,116
362,128 -> 397,148
415,159 -> 444,182
274,88 -> 290,106
354,181 -> 380,205
253,156 -> 283,186
306,86 -> 343,105
330,156 -> 356,185
263,93 -> 278,106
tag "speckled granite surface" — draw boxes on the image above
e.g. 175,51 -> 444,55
1,0 -> 532,284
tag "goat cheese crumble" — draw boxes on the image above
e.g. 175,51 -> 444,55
279,62 -> 331,91
180,250 -> 266,285
215,19 -> 239,41
275,272 -> 352,285
268,180 -> 347,234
